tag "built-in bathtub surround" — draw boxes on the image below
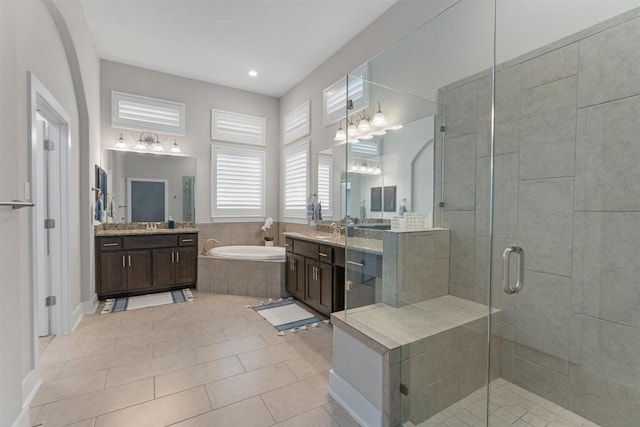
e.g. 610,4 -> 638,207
197,252 -> 285,299
436,8 -> 640,425
382,229 -> 450,307
330,296 -> 500,427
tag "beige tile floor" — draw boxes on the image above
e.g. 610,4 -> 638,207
407,378 -> 601,427
31,292 -> 360,427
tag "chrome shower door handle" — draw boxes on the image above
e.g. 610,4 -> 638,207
503,246 -> 525,294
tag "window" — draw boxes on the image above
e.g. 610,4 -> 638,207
112,91 -> 185,135
317,155 -> 333,218
323,63 -> 369,126
211,146 -> 265,218
283,141 -> 309,219
211,109 -> 266,146
283,100 -> 310,145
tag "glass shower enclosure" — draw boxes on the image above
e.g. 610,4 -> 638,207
338,1 -> 640,426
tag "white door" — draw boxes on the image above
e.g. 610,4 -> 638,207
34,111 -> 62,337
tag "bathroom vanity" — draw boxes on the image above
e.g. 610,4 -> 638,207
95,228 -> 199,299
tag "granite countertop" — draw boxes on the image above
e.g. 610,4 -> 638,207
95,228 -> 199,237
282,231 -> 383,255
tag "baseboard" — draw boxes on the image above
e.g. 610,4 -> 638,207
10,405 -> 30,427
18,368 -> 42,427
328,369 -> 381,427
72,293 -> 98,332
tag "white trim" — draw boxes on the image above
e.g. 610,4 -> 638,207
10,406 -> 30,427
127,178 -> 169,222
283,100 -> 311,145
72,293 -> 98,331
28,73 -> 72,343
328,369 -> 382,427
112,91 -> 186,136
22,368 -> 41,409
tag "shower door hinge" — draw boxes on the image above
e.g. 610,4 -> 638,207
44,139 -> 55,151
45,296 -> 56,307
346,99 -> 354,110
439,125 -> 445,132
44,218 -> 56,229
400,383 -> 409,396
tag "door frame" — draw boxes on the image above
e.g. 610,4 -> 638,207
28,72 -> 71,341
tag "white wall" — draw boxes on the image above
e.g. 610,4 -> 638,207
0,0 -> 99,425
100,60 -> 280,223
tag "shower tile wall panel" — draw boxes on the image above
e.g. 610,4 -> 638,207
437,11 -> 640,425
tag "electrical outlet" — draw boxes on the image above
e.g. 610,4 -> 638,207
24,182 -> 30,200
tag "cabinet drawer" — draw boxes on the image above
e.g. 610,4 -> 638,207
178,234 -> 198,246
123,235 -> 177,249
98,237 -> 123,251
318,245 -> 333,264
293,239 -> 319,259
346,250 -> 381,277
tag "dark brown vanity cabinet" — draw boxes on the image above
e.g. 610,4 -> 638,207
285,237 -> 345,316
96,233 -> 198,298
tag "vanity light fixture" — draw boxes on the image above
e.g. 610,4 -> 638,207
350,160 -> 382,175
114,131 -> 185,154
115,131 -> 136,149
334,102 -> 398,143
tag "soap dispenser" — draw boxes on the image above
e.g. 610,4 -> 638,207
168,216 -> 175,229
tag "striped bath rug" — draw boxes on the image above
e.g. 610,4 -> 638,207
250,298 -> 325,333
101,289 -> 193,314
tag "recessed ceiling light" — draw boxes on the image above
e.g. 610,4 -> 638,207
248,70 -> 258,77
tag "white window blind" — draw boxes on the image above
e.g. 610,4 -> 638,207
349,139 -> 380,157
317,155 -> 333,217
283,141 -> 309,218
112,91 -> 186,135
211,109 -> 266,146
323,63 -> 369,126
283,100 -> 310,145
211,146 -> 265,218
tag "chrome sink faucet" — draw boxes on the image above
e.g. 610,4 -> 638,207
201,238 -> 220,255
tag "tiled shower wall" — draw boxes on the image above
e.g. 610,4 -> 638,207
436,9 -> 640,425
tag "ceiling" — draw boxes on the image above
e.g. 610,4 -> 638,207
81,0 -> 397,97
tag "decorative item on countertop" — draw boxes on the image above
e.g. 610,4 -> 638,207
261,217 -> 274,246
399,198 -> 407,217
168,216 -> 175,229
306,194 -> 321,223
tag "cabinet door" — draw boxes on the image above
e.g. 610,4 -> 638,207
305,259 -> 321,308
318,262 -> 333,314
175,247 -> 197,285
100,251 -> 127,294
127,250 -> 153,290
285,253 -> 305,300
152,248 -> 175,287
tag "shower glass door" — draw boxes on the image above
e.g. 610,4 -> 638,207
487,4 -> 640,427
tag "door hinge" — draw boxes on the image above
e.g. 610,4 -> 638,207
346,99 -> 354,110
400,383 -> 409,396
439,125 -> 445,132
44,139 -> 55,151
45,296 -> 57,307
44,218 -> 56,229
345,280 -> 353,291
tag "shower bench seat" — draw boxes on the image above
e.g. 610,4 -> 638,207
329,295 -> 500,427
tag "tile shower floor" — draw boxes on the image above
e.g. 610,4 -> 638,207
407,378 -> 601,427
31,292 -> 359,427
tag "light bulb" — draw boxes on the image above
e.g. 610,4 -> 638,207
170,142 -> 181,153
334,126 -> 346,142
135,140 -> 147,150
357,117 -> 370,132
375,167 -> 382,175
115,137 -> 128,149
347,122 -> 358,138
351,164 -> 358,171
371,111 -> 387,128
367,165 -> 374,173
360,164 -> 367,172
151,142 -> 165,152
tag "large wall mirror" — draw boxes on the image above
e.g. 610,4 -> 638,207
337,114 -> 434,226
104,149 -> 196,222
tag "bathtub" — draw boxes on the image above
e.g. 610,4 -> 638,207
198,245 -> 287,298
206,245 -> 285,261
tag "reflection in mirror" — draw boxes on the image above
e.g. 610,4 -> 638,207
340,115 -> 434,226
104,149 -> 196,222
